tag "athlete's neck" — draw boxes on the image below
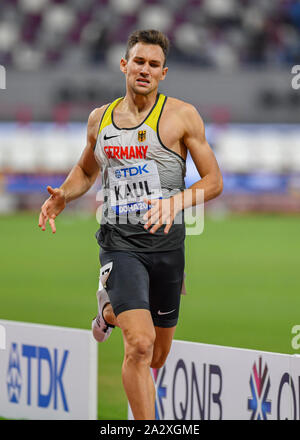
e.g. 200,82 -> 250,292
121,89 -> 158,116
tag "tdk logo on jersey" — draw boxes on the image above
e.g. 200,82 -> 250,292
7,343 -> 22,403
6,342 -> 69,411
115,164 -> 149,179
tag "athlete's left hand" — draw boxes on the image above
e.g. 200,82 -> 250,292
143,197 -> 182,234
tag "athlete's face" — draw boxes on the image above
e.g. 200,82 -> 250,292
120,43 -> 168,96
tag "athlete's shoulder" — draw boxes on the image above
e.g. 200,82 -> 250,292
87,105 -> 110,137
164,96 -> 200,117
164,96 -> 203,127
86,105 -> 110,145
88,104 -> 110,126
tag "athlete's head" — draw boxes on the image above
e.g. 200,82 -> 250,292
120,29 -> 169,96
125,29 -> 169,67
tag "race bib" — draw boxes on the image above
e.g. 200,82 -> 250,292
108,160 -> 162,215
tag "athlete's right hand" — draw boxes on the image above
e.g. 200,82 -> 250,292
38,186 -> 66,233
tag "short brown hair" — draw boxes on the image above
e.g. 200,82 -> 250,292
125,29 -> 170,66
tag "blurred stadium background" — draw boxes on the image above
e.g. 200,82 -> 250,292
1,0 -> 300,420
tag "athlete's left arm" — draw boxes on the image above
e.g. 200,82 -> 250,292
175,103 -> 223,208
143,104 -> 223,234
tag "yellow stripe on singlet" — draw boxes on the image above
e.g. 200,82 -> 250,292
99,97 -> 123,133
144,93 -> 166,132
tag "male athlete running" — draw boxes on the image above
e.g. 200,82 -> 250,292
38,30 -> 223,420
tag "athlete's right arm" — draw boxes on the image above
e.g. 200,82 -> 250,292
38,106 -> 107,233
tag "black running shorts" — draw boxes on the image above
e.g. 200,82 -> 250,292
99,245 -> 185,328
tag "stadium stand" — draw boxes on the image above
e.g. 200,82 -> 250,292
0,0 -> 300,70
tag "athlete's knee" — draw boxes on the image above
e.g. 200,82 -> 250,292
124,331 -> 156,365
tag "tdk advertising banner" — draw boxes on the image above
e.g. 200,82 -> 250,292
129,340 -> 300,420
0,320 -> 97,420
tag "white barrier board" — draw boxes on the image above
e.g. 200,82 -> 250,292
0,319 -> 98,420
128,340 -> 300,420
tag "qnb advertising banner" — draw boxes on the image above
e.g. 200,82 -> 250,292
0,320 -> 98,420
128,340 -> 300,420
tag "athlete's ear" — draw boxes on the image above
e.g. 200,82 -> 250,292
160,66 -> 168,81
120,58 -> 127,75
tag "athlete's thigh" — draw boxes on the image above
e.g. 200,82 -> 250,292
149,246 -> 185,328
99,248 -> 150,317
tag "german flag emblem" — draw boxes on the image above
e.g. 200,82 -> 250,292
138,130 -> 146,142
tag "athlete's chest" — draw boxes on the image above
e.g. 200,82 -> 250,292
101,129 -> 150,161
113,109 -> 150,129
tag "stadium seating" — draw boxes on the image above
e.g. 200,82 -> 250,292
1,0 -> 300,70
